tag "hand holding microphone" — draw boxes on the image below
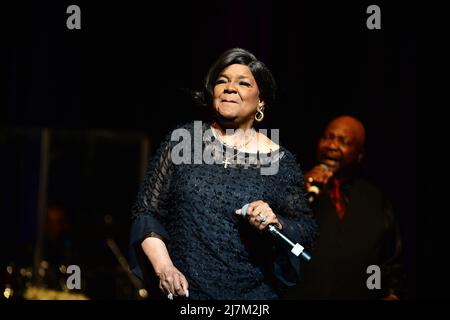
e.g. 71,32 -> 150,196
235,200 -> 282,231
235,200 -> 311,261
305,163 -> 333,203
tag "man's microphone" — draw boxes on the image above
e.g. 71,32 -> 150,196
239,204 -> 312,261
306,164 -> 330,203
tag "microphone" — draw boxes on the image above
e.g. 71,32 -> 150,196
306,164 -> 329,203
240,204 -> 312,261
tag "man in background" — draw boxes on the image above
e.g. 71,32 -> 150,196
285,115 -> 404,299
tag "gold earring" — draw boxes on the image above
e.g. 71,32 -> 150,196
255,107 -> 264,122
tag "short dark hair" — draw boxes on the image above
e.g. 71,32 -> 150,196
199,48 -> 276,109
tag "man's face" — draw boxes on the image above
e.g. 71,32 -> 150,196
317,117 -> 365,174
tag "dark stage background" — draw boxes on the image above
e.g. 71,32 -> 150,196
1,1 -> 421,300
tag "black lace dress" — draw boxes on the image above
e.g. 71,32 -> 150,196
129,122 -> 318,299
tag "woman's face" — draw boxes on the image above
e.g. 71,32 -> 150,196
212,64 -> 264,126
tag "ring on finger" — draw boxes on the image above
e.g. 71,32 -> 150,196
257,213 -> 267,222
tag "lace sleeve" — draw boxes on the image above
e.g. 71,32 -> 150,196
273,153 -> 319,287
277,155 -> 319,250
130,132 -> 174,243
129,132 -> 174,279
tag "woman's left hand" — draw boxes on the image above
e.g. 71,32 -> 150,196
235,200 -> 282,231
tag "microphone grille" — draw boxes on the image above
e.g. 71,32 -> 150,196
307,185 -> 320,194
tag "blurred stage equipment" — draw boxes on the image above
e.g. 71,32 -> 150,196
106,237 -> 148,299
